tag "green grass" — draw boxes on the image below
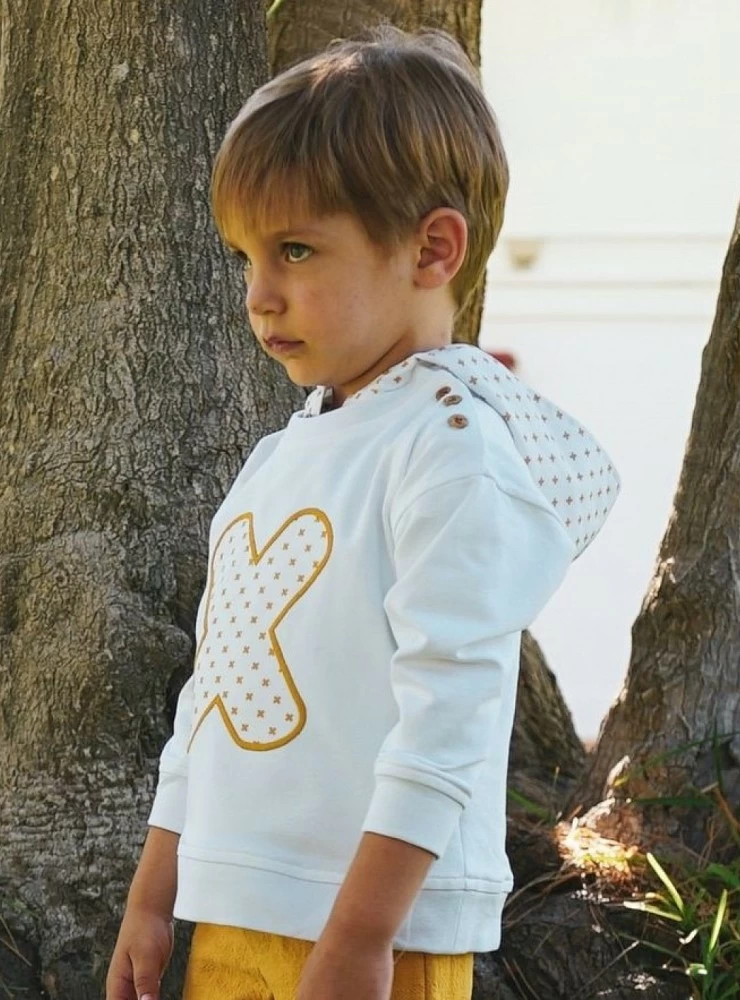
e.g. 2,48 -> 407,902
616,729 -> 740,999
508,729 -> 740,998
622,850 -> 739,999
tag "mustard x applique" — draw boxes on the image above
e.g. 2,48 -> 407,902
189,508 -> 333,751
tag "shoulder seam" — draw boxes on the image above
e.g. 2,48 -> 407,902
391,471 -> 575,554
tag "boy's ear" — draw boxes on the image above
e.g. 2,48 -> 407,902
413,208 -> 468,292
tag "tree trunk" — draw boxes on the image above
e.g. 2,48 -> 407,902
508,632 -> 586,815
267,0 -> 487,346
568,204 -> 740,860
0,2 -> 302,997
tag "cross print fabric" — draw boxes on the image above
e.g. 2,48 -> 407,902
189,509 -> 333,751
304,345 -> 620,558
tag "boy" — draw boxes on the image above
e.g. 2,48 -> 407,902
107,25 -> 619,1000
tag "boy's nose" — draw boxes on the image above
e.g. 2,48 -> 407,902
245,273 -> 284,316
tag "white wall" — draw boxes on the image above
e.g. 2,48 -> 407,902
479,0 -> 740,740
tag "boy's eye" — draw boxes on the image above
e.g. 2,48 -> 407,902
228,243 -> 311,271
283,242 -> 312,263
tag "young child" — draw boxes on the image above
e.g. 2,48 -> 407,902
107,25 -> 619,1000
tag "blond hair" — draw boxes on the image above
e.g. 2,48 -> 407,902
212,25 -> 509,311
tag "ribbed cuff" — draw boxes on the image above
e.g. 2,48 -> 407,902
361,776 -> 463,859
147,769 -> 188,835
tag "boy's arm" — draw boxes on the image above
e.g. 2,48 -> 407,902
106,827 -> 179,1000
296,833 -> 434,1000
359,472 -> 574,862
108,650 -> 198,999
323,832 -> 435,944
126,826 -> 180,917
298,473 -> 574,997
147,669 -> 197,834
307,472 -> 574,964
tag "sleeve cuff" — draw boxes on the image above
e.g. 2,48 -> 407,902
361,776 -> 464,859
147,768 -> 188,835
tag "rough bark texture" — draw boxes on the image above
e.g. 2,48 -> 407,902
482,886 -> 690,1000
267,0 -> 488,346
568,205 -> 740,859
510,632 -> 586,795
0,2 -> 304,997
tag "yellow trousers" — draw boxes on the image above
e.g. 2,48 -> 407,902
182,923 -> 474,1000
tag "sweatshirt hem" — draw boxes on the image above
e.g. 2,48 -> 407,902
174,851 -> 510,953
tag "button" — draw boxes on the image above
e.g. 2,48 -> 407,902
435,386 -> 452,400
442,394 -> 462,406
448,414 -> 468,429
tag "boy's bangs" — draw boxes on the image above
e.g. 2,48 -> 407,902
213,142 -> 347,245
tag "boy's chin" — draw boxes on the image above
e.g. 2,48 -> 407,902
283,367 -> 316,388
278,359 -> 333,389
279,355 -> 336,391
280,364 -> 323,390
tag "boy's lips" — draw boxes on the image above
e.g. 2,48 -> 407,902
264,335 -> 305,355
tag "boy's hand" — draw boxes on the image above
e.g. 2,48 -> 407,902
296,927 -> 394,1000
105,907 -> 174,1000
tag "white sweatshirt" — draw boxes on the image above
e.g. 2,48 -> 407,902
149,345 -> 619,954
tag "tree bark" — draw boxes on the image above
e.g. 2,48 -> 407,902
508,632 -> 586,816
568,204 -> 740,859
0,2 -> 303,996
267,0 -> 487,346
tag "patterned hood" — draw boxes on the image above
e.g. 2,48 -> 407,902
305,344 -> 620,559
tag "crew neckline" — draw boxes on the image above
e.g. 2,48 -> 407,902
286,368 -> 440,440
303,345 -> 471,418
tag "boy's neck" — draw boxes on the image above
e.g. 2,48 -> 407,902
330,324 -> 454,407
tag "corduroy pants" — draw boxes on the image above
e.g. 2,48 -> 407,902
182,923 -> 474,1000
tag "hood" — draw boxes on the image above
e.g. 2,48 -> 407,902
414,345 -> 620,559
305,344 -> 620,560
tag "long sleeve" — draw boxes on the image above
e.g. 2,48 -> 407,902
147,433 -> 288,834
147,672 -> 195,833
361,472 -> 574,859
